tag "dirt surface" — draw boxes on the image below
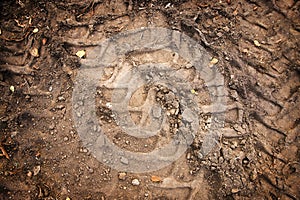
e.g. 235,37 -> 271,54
0,0 -> 300,199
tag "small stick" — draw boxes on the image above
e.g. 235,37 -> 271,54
0,145 -> 9,159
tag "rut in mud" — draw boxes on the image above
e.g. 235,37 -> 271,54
0,0 -> 299,199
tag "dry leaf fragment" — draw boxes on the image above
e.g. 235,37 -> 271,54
33,28 -> 39,33
32,65 -> 40,70
76,50 -> 86,58
233,8 -> 238,16
210,57 -> 219,65
190,89 -> 198,95
29,47 -> 39,57
197,3 -> 209,8
42,38 -> 47,45
231,188 -> 240,193
33,165 -> 41,176
151,175 -> 162,182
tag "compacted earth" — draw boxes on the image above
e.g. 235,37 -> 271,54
0,0 -> 299,199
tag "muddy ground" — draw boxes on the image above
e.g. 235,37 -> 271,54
0,0 -> 300,199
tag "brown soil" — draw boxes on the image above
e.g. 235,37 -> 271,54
0,0 -> 299,199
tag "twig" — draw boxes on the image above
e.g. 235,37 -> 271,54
0,31 -> 30,42
0,145 -> 10,159
0,64 -> 34,74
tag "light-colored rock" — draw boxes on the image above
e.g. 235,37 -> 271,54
132,179 -> 140,186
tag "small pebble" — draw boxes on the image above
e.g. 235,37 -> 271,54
253,40 -> 261,47
250,169 -> 257,181
185,63 -> 193,68
132,179 -> 140,186
27,171 -> 33,177
223,26 -> 230,32
152,106 -> 162,118
49,124 -> 55,130
56,105 -> 65,109
218,157 -> 224,163
186,152 -> 191,160
58,96 -> 65,101
9,86 -> 15,93
197,152 -> 203,159
76,112 -> 82,117
81,148 -> 88,153
210,58 -> 219,65
120,157 -> 129,165
32,28 -> 39,33
118,172 -> 126,180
